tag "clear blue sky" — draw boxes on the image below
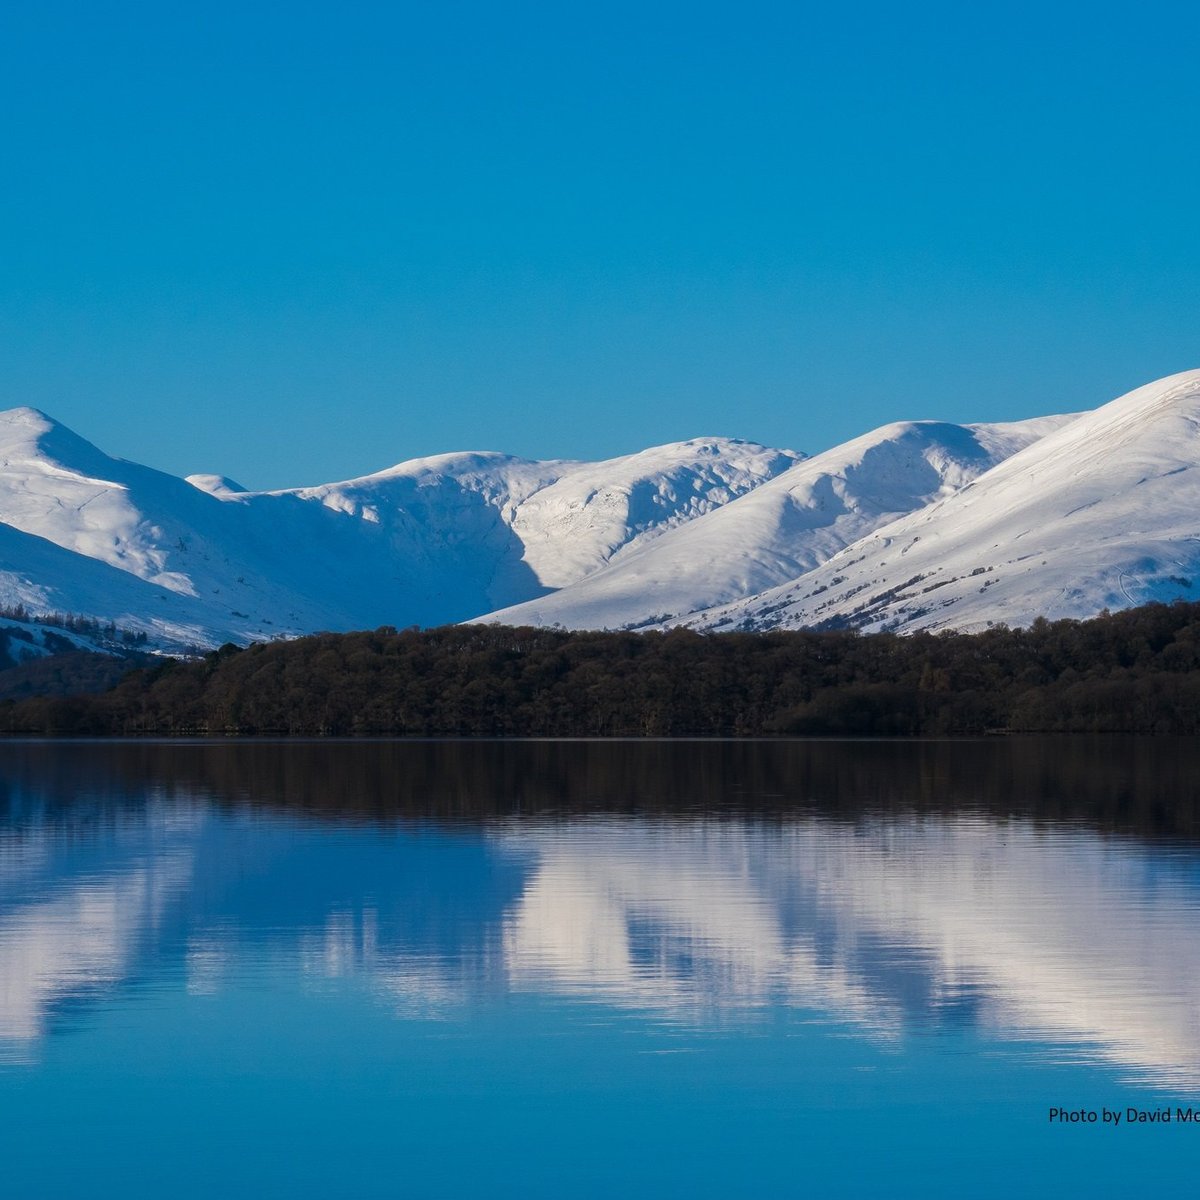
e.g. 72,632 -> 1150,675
1,1 -> 1197,489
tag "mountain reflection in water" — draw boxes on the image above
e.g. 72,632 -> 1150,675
1,738 -> 1199,1091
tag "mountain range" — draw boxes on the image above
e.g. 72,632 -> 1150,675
0,369 -> 1197,651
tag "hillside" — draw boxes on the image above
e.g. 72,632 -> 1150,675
480,415 -> 1074,630
1,370 -> 1198,645
0,407 -> 796,647
683,370 -> 1200,634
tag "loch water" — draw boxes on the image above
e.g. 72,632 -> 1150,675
2,737 -> 1199,1198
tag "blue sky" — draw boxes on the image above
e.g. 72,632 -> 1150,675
1,1 -> 1197,488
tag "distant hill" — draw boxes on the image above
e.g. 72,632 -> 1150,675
0,371 -> 1199,645
481,414 -> 1073,630
0,406 -> 799,649
679,370 -> 1200,634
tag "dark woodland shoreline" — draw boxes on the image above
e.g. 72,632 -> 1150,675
6,600 -> 1200,737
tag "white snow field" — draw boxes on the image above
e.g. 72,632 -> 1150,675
679,369 -> 1200,634
0,407 -> 796,648
0,368 -> 1196,649
480,414 -> 1074,631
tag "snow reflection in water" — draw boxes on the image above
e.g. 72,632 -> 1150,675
500,818 -> 1200,1087
2,800 -> 1200,1089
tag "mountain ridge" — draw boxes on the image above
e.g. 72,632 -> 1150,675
677,369 -> 1200,635
0,370 -> 1193,649
0,415 -> 800,648
479,413 -> 1076,631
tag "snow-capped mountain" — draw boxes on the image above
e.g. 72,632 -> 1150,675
480,414 -> 1075,631
282,438 -> 801,607
1,369 -> 1196,649
681,369 -> 1200,634
0,407 -> 797,648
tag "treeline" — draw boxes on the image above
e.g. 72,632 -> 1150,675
0,605 -> 149,646
7,600 -> 1200,736
0,613 -> 153,702
0,624 -> 75,672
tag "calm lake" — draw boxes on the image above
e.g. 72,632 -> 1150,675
2,737 -> 1199,1198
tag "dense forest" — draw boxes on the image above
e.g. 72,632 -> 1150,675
0,649 -> 145,703
7,601 -> 1200,736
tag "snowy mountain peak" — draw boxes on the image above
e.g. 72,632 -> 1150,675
682,370 -> 1200,635
0,405 -> 56,431
0,372 -> 1194,651
0,405 -> 109,472
479,413 -> 1075,631
339,449 -> 541,487
1084,367 -> 1200,427
0,416 -> 800,648
185,474 -> 249,496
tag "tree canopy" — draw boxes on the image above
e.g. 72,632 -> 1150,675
7,601 -> 1200,736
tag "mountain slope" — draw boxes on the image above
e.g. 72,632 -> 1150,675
283,437 -> 801,618
684,370 -> 1200,633
0,409 -> 798,646
478,414 -> 1075,630
3,368 -> 1196,648
0,519 -> 229,646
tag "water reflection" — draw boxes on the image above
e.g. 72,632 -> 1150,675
500,820 -> 901,1032
1,739 -> 1200,1091
501,818 -> 1200,1087
0,798 -> 201,1054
